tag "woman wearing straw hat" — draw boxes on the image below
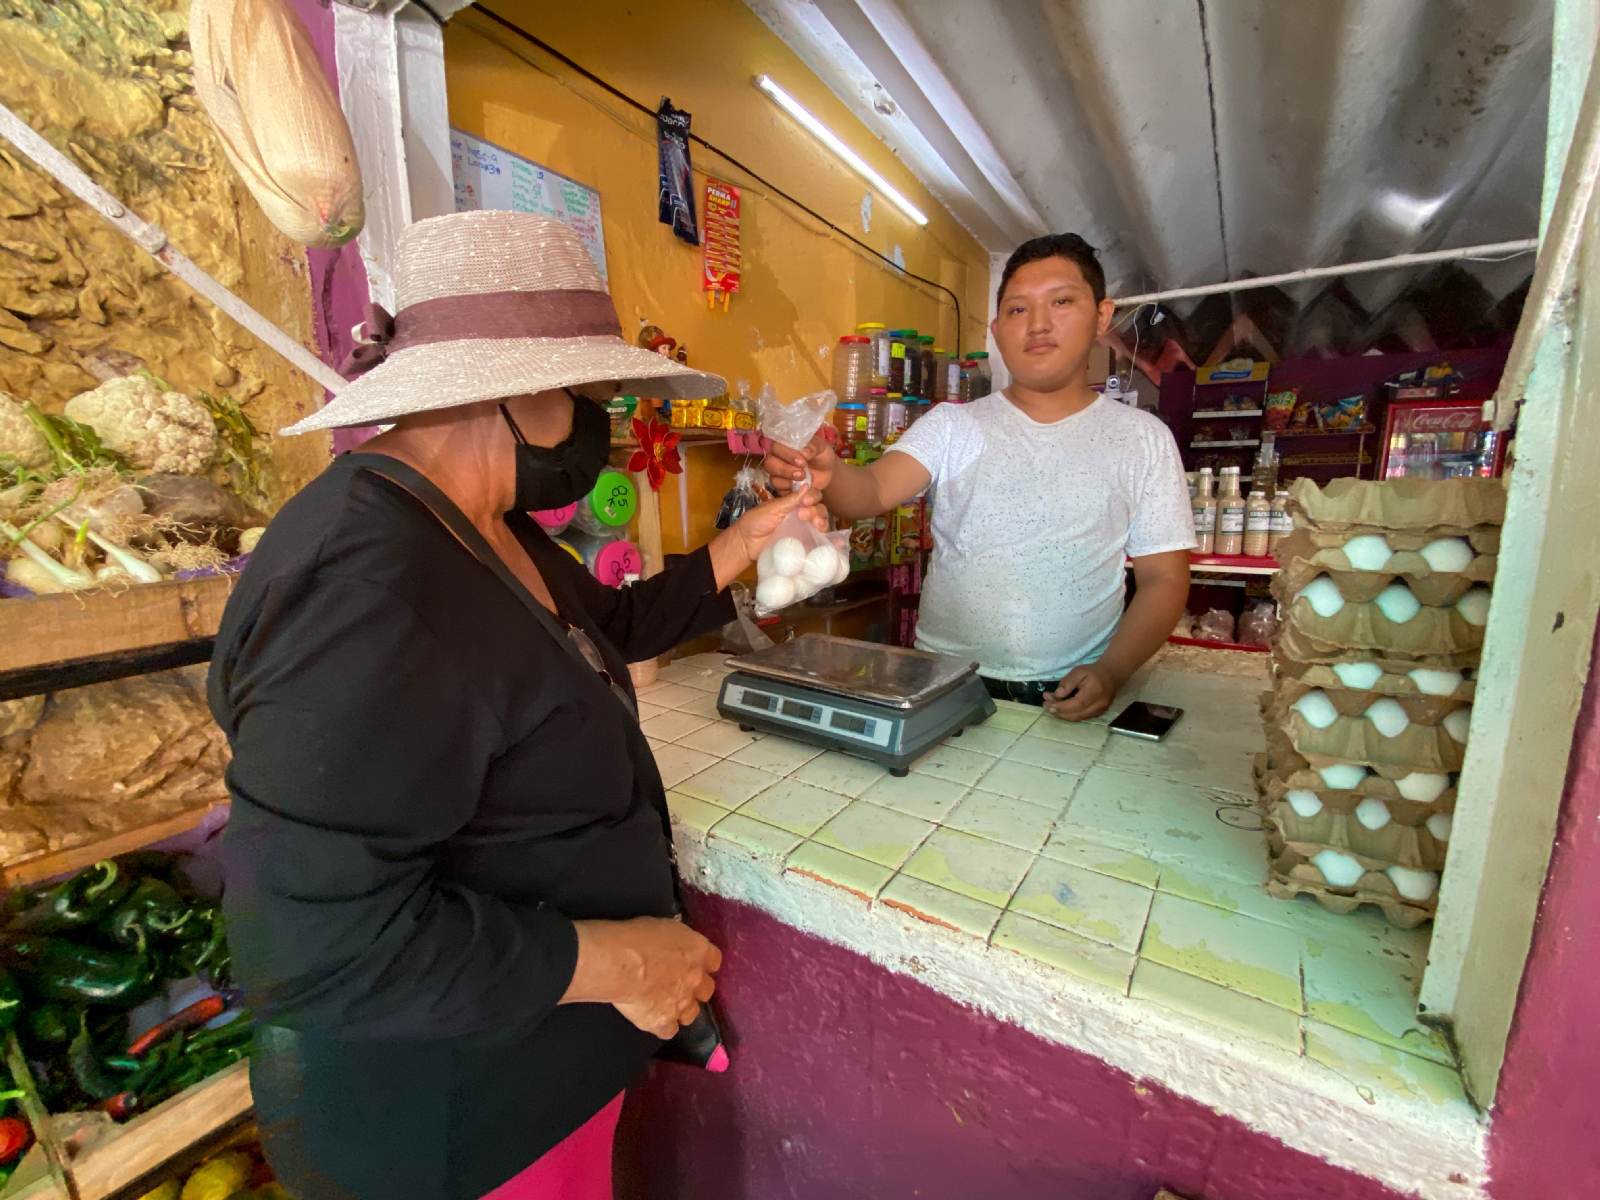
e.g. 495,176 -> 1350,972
208,210 -> 824,1200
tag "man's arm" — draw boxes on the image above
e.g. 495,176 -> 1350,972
764,435 -> 931,520
1045,549 -> 1191,721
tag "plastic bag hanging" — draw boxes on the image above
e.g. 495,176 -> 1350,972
656,98 -> 699,246
716,465 -> 770,529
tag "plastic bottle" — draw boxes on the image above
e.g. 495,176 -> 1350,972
856,322 -> 890,388
917,336 -> 936,402
1193,467 -> 1217,554
940,350 -> 959,402
1216,466 -> 1245,555
1268,489 -> 1293,553
866,386 -> 888,441
885,393 -> 908,439
834,402 -> 868,444
1251,431 -> 1279,498
968,350 -> 992,397
1243,487 -> 1273,557
958,360 -> 977,402
889,330 -> 915,395
832,335 -> 871,406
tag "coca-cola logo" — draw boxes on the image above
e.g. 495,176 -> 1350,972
1393,407 -> 1481,434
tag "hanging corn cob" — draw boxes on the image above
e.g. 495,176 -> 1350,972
189,0 -> 365,248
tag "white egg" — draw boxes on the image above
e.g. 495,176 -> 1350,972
1355,797 -> 1393,831
1313,849 -> 1366,889
1342,533 -> 1394,571
1374,582 -> 1422,624
770,537 -> 807,578
1292,689 -> 1340,729
755,574 -> 797,610
1396,772 -> 1450,803
1286,789 -> 1324,818
756,542 -> 777,578
1298,575 -> 1346,618
1364,697 -> 1410,738
1333,660 -> 1385,690
1318,762 -> 1369,790
1420,537 -> 1474,574
1386,866 -> 1439,902
1408,667 -> 1463,696
1426,812 -> 1453,842
830,548 -> 852,586
801,544 -> 840,588
1443,705 -> 1472,744
1456,586 -> 1492,626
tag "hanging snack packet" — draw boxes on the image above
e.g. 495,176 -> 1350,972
656,98 -> 699,246
716,466 -> 770,529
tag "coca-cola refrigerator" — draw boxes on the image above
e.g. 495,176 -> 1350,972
1380,395 -> 1506,479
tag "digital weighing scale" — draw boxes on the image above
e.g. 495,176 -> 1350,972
716,634 -> 996,775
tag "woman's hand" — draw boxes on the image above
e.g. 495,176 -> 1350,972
708,487 -> 829,590
763,432 -> 836,496
563,917 -> 723,1039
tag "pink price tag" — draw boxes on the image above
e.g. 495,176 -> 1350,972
532,502 -> 578,529
593,540 -> 642,587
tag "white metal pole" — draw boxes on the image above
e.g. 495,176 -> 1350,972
1110,239 -> 1538,310
0,101 -> 347,397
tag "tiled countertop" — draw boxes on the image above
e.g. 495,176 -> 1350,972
643,652 -> 1487,1200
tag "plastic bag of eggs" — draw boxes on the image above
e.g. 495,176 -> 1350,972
754,532 -> 851,613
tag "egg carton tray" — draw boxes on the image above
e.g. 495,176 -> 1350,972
1277,523 -> 1500,559
1279,597 -> 1486,661
1280,711 -> 1466,774
1257,771 -> 1456,819
1286,476 -> 1507,533
1255,737 -> 1460,798
1274,657 -> 1476,701
1273,560 -> 1489,608
1268,678 -> 1469,724
1265,802 -> 1449,873
1264,868 -> 1435,930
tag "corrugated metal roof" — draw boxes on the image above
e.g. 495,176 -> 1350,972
747,0 -> 1549,355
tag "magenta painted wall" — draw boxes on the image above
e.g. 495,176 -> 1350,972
619,890 -> 1408,1200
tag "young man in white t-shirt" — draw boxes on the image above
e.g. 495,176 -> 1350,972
767,234 -> 1194,721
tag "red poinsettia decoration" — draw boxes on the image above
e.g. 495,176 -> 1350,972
628,415 -> 682,491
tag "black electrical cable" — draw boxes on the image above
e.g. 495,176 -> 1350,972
466,3 -> 968,354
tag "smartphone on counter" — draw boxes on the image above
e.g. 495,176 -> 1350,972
1109,701 -> 1183,741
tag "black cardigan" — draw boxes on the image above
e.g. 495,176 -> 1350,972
207,456 -> 734,1199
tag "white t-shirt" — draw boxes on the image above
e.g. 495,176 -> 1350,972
890,392 -> 1194,681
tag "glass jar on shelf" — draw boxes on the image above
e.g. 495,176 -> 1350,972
888,330 -> 914,394
832,334 -> 872,406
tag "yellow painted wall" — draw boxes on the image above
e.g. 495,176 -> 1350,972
446,0 -> 993,551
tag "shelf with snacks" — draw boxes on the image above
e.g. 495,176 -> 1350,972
1191,408 -> 1263,419
1189,439 -> 1260,449
1271,425 -> 1376,438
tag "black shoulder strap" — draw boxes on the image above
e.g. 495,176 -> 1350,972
340,452 -> 638,721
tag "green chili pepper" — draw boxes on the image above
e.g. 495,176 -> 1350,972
68,1013 -> 121,1101
7,939 -> 154,1007
9,862 -> 132,934
99,879 -> 193,951
24,1005 -> 73,1046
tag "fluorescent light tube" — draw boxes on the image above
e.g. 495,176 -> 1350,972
755,74 -> 929,226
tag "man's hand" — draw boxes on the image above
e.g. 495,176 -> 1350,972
763,432 -> 836,496
1044,663 -> 1120,722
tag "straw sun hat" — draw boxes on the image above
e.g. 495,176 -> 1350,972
283,210 -> 726,433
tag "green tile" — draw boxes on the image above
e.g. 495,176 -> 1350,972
984,702 -> 1041,733
1303,1021 -> 1470,1109
1158,865 -> 1293,925
1005,734 -> 1099,776
678,760 -> 783,809
901,828 -> 1036,908
792,750 -> 890,798
1010,857 -> 1154,952
1025,717 -> 1111,750
993,911 -> 1136,993
676,721 -> 760,759
729,735 -> 825,775
650,743 -> 720,789
708,812 -> 803,861
665,790 -> 726,834
740,779 -> 852,836
1100,675 -> 1263,795
859,774 -> 971,822
913,743 -> 1000,785
946,724 -> 1021,756
879,874 -> 1002,939
1302,939 -> 1451,1065
640,710 -> 715,742
1130,961 -> 1301,1053
973,759 -> 1079,810
1040,832 -> 1162,888
785,841 -> 894,901
944,792 -> 1059,853
1140,892 -> 1303,1012
812,800 -> 935,868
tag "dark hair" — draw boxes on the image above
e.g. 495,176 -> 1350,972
997,233 -> 1106,306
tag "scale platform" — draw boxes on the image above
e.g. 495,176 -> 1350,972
716,634 -> 996,775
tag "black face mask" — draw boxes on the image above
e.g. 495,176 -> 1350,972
502,393 -> 612,513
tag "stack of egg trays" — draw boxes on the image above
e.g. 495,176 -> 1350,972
1254,477 -> 1506,927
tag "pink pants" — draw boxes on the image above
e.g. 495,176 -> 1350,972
481,1093 -> 624,1200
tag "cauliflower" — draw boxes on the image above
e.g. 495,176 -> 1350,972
0,391 -> 51,471
64,376 -> 217,475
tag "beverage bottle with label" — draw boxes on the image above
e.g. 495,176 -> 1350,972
1251,432 -> 1279,497
1192,466 -> 1217,554
1243,487 -> 1272,557
1268,489 -> 1293,553
1216,466 -> 1245,555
